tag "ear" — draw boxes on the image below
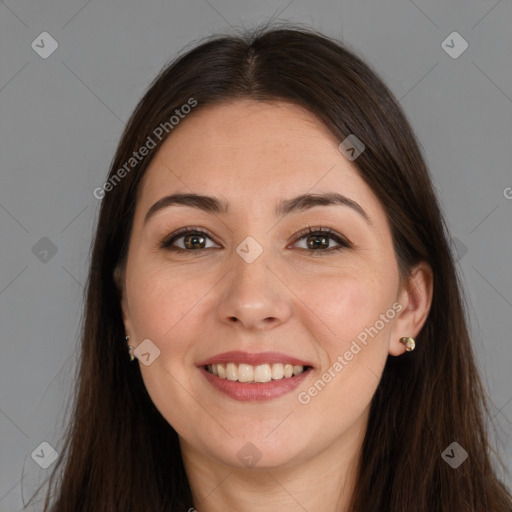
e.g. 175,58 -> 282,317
388,262 -> 434,356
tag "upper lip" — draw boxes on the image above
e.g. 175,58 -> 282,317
197,351 -> 313,367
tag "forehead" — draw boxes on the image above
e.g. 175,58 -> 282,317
137,99 -> 382,223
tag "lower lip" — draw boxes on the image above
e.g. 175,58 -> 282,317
199,366 -> 312,401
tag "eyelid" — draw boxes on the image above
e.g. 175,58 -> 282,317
289,226 -> 352,250
159,226 -> 221,250
160,225 -> 352,252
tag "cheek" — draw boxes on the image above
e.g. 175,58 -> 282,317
125,262 -> 215,357
292,276 -> 393,444
294,269 -> 396,406
299,268 -> 395,353
125,264 -> 215,434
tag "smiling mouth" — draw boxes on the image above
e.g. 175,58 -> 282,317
205,362 -> 312,383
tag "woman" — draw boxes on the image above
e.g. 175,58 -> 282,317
34,26 -> 511,511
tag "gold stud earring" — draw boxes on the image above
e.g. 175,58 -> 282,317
399,337 -> 415,352
126,335 -> 135,361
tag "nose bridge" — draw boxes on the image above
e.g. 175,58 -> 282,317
216,236 -> 292,329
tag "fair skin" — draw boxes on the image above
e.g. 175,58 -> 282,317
120,100 -> 433,512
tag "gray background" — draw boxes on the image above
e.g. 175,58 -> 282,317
1,0 -> 511,509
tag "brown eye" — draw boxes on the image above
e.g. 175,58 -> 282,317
182,232 -> 206,250
160,227 -> 220,252
292,227 -> 351,254
305,233 -> 330,250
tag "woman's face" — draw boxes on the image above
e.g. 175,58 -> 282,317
120,100 -> 418,470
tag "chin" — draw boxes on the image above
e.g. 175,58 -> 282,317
207,435 -> 309,471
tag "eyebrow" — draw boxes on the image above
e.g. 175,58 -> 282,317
144,192 -> 371,225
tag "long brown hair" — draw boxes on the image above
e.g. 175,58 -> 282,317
29,25 -> 511,511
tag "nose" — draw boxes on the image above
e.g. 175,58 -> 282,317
216,249 -> 293,331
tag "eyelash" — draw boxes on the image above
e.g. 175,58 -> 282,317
159,226 -> 352,256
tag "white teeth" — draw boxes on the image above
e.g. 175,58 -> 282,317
237,364 -> 254,382
206,362 -> 307,382
271,363 -> 284,380
226,362 -> 238,381
253,364 -> 272,383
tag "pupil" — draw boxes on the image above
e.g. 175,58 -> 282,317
184,234 -> 205,249
307,235 -> 328,249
